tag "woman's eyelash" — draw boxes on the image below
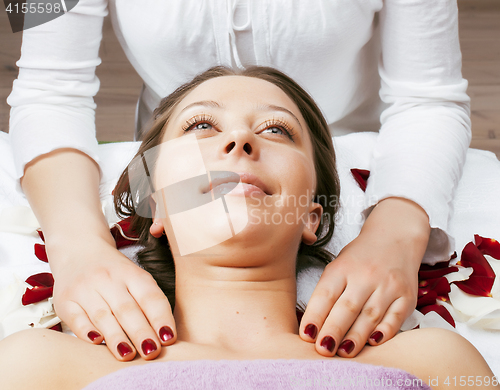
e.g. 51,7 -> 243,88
182,114 -> 296,141
182,114 -> 219,132
262,118 -> 296,141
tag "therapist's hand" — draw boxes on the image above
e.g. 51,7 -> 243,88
299,197 -> 431,357
48,237 -> 177,362
21,149 -> 176,362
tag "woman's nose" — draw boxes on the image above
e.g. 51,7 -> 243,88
225,140 -> 252,155
220,129 -> 257,159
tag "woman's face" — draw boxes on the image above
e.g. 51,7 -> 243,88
150,75 -> 322,261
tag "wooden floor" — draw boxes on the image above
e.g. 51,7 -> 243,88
1,0 -> 499,157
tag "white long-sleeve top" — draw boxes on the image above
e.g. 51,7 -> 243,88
8,0 -> 471,262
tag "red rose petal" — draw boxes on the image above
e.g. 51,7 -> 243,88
50,323 -> 63,332
296,308 -> 304,324
111,229 -> 138,249
350,169 -> 370,192
475,234 -> 500,260
417,290 -> 438,307
117,217 -> 139,238
417,256 -> 455,309
37,229 -> 45,242
457,242 -> 495,279
22,286 -> 54,305
419,304 -> 455,328
418,266 -> 459,279
454,276 -> 494,297
418,260 -> 459,279
110,217 -> 140,249
419,260 -> 452,272
453,241 -> 495,297
25,273 -> 54,288
419,277 -> 451,298
34,244 -> 48,263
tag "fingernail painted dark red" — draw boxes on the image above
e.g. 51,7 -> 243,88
369,331 -> 383,343
141,339 -> 157,355
159,326 -> 174,342
339,339 -> 355,354
117,342 -> 133,358
320,336 -> 335,353
304,324 -> 318,339
87,331 -> 101,342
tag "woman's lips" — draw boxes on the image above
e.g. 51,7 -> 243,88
203,171 -> 271,197
211,181 -> 267,197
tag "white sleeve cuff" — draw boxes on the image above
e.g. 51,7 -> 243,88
9,106 -> 101,181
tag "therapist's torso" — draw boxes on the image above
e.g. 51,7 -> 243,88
108,0 -> 386,136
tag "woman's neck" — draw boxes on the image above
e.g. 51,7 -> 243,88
173,257 -> 299,353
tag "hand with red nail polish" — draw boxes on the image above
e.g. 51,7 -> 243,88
299,198 -> 430,358
18,150 -> 177,362
49,238 -> 177,361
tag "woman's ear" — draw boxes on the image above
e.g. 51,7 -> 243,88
149,195 -> 165,238
150,218 -> 165,238
301,202 -> 323,245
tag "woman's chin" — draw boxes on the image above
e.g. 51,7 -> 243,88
165,199 -> 299,258
179,220 -> 276,257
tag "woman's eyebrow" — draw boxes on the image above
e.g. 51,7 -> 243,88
256,104 -> 303,133
179,100 -> 222,114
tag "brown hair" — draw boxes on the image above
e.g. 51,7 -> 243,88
114,66 -> 340,307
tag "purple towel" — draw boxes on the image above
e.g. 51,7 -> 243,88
83,359 -> 431,389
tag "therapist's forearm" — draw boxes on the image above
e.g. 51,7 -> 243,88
360,197 -> 431,266
21,149 -> 116,269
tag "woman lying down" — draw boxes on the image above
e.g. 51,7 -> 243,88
0,66 -> 496,390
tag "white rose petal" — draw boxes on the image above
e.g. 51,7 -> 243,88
400,310 -> 424,331
419,310 -> 457,333
448,284 -> 500,330
445,265 -> 473,284
0,206 -> 40,235
486,255 -> 500,299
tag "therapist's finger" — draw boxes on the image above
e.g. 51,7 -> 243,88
313,284 -> 373,357
298,264 -> 346,345
103,282 -> 162,361
367,297 -> 415,347
334,287 -> 397,357
55,299 -> 104,345
127,272 -> 176,346
60,291 -> 138,361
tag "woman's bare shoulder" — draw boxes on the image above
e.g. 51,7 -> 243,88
0,328 -> 133,390
375,328 -> 497,389
1,328 -> 497,389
